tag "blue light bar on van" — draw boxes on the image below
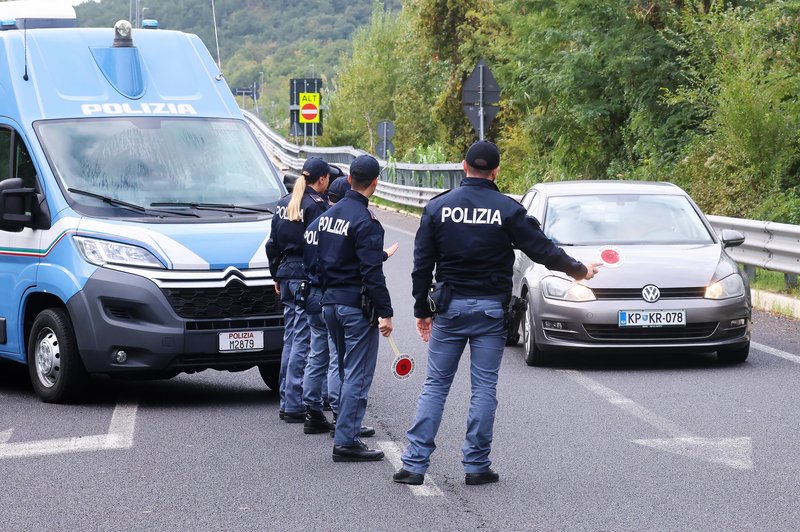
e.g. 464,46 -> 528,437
141,19 -> 158,29
0,19 -> 17,30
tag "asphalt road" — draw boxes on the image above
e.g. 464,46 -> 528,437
1,207 -> 800,531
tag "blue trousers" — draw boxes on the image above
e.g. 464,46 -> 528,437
279,279 -> 310,415
303,288 -> 334,410
401,298 -> 506,474
323,304 -> 379,446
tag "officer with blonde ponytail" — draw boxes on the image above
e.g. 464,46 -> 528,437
266,158 -> 332,426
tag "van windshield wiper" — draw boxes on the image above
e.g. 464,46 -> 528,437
150,202 -> 273,214
68,188 -> 200,217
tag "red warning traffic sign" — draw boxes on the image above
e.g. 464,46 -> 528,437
299,92 -> 320,123
300,103 -> 318,122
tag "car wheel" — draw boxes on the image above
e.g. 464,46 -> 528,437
258,363 -> 280,390
717,342 -> 749,363
522,292 -> 550,367
27,308 -> 89,404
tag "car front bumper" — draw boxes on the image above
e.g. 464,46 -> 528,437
530,288 -> 751,352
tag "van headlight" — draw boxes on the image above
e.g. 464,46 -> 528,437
541,276 -> 596,302
705,273 -> 745,299
74,236 -> 164,268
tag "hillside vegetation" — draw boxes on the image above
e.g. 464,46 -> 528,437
325,0 -> 800,223
75,0 -> 399,125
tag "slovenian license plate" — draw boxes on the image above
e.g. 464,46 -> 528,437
618,310 -> 686,328
218,330 -> 264,352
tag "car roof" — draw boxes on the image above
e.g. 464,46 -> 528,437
530,180 -> 686,196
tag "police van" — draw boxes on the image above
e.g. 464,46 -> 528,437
0,2 -> 286,402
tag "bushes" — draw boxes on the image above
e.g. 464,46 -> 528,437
327,0 -> 800,223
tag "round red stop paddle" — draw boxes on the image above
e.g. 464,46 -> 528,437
387,336 -> 415,380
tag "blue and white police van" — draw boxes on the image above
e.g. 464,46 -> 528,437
0,2 -> 286,402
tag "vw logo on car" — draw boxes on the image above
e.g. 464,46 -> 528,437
641,285 -> 661,303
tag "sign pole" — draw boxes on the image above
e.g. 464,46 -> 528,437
479,63 -> 485,141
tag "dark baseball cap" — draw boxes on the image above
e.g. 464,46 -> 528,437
349,154 -> 381,183
301,157 -> 331,181
465,140 -> 500,171
327,175 -> 351,203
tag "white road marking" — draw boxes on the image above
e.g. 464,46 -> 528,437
377,440 -> 444,497
382,223 -> 417,238
0,429 -> 12,443
559,370 -> 752,469
752,341 -> 800,364
0,401 -> 137,460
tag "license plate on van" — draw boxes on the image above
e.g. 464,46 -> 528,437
618,310 -> 686,327
219,331 -> 264,352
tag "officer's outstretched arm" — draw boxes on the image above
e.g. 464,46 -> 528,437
508,207 -> 588,280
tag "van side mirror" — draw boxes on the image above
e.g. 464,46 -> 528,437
721,229 -> 745,248
0,178 -> 35,232
283,173 -> 298,192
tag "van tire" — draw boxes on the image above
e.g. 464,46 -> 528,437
258,363 -> 280,391
27,308 -> 89,404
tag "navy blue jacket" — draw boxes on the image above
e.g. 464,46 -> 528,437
412,177 -> 587,318
316,190 -> 393,317
265,187 -> 327,281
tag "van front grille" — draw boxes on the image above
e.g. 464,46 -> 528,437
163,285 -> 282,319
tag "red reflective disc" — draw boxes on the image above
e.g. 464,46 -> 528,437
601,248 -> 619,264
392,354 -> 415,380
396,359 -> 412,376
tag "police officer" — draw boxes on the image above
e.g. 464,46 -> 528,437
392,141 -> 600,485
317,154 -> 393,462
265,157 -> 331,426
303,208 -> 396,440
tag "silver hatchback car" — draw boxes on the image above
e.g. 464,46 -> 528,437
509,181 -> 751,365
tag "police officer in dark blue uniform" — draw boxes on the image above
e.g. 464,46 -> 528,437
303,210 -> 396,440
266,157 -> 331,427
393,141 -> 600,485
317,154 -> 394,462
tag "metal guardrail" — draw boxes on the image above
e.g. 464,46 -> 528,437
244,111 -> 800,285
707,215 -> 800,276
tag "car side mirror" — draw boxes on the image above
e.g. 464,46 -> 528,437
0,178 -> 35,232
721,229 -> 745,248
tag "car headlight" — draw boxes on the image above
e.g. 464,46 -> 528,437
705,273 -> 745,299
541,276 -> 596,302
74,236 -> 164,268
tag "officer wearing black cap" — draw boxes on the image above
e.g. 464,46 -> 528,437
327,175 -> 351,204
266,157 -> 332,427
393,141 -> 600,486
316,154 -> 393,462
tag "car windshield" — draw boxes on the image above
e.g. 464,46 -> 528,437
543,194 -> 714,245
35,117 -> 283,215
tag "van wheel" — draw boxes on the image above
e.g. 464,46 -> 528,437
522,293 -> 550,367
27,308 -> 89,403
258,363 -> 280,391
717,342 -> 749,363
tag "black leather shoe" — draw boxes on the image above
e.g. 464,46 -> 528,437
322,399 -> 332,411
393,468 -> 424,485
304,409 -> 332,434
279,410 -> 285,420
329,424 -> 376,438
332,440 -> 384,462
283,411 -> 305,423
465,468 -> 500,485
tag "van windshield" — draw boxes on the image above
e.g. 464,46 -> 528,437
35,117 -> 283,215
